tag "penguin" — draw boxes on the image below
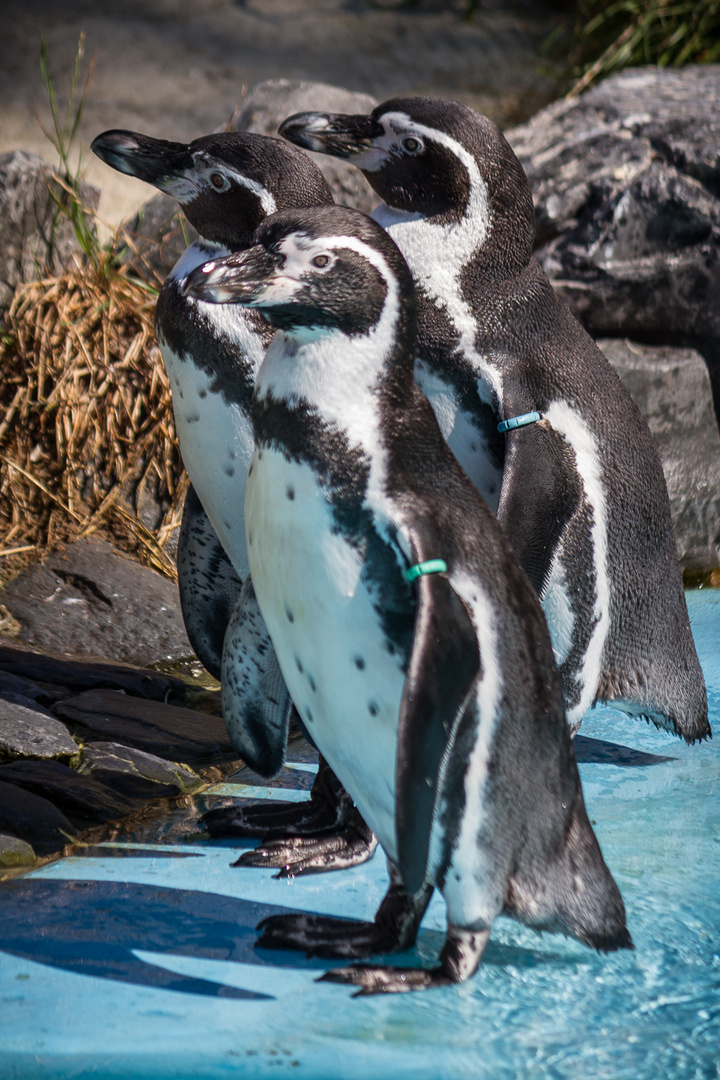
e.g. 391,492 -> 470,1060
183,203 -> 632,993
91,129 -> 377,872
278,98 -> 709,743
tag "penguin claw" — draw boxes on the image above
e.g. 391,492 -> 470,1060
318,964 -> 450,995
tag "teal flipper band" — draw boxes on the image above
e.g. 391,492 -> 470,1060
497,410 -> 541,433
406,559 -> 448,583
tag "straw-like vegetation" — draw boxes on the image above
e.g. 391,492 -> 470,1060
0,36 -> 186,585
0,262 -> 185,582
550,0 -> 720,96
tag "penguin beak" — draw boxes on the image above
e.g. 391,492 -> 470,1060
279,111 -> 380,159
181,246 -> 285,305
91,129 -> 193,187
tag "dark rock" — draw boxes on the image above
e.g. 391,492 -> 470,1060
233,79 -> 379,215
0,779 -> 77,854
0,831 -> 37,869
116,191 -> 198,287
0,759 -> 139,823
0,697 -> 79,761
80,741 -> 202,800
0,538 -> 192,666
600,339 -> 720,573
507,66 -> 720,414
55,688 -> 235,765
0,644 -> 185,701
0,150 -> 100,310
0,669 -> 53,706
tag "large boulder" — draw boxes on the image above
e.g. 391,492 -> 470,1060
507,66 -> 720,413
600,339 -> 720,574
0,538 -> 191,666
0,151 -> 100,310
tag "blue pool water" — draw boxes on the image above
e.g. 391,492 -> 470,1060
0,590 -> 718,1079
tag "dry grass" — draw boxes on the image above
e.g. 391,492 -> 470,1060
0,258 -> 186,583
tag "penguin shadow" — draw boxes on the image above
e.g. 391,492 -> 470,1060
0,873 -> 343,1001
572,735 -> 676,767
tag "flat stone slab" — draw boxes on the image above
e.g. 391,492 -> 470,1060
55,689 -> 236,765
0,539 -> 192,667
0,644 -> 185,701
0,779 -> 77,855
81,742 -> 202,801
0,831 -> 36,869
0,760 -> 140,823
0,698 -> 79,761
0,669 -> 52,705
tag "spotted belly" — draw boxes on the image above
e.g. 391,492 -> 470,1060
162,345 -> 255,578
245,446 -> 407,861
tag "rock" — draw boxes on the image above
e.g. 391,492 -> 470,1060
507,66 -> 720,413
116,191 -> 198,287
0,832 -> 37,869
80,742 -> 202,800
0,150 -> 100,310
233,79 -> 379,214
0,538 -> 192,667
0,669 -> 53,706
600,339 -> 720,574
0,779 -> 77,855
0,644 -> 185,702
0,697 -> 79,762
0,759 -> 140,823
54,688 -> 235,765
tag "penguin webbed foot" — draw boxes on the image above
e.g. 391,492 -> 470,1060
256,879 -> 433,957
256,912 -> 399,959
200,797 -> 342,841
233,810 -> 378,876
318,925 -> 491,996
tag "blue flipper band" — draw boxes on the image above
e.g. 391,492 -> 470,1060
406,559 -> 448,583
497,410 -> 541,434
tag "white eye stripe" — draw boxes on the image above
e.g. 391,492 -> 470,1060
193,159 -> 277,213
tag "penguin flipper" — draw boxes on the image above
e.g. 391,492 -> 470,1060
220,576 -> 292,778
177,484 -> 243,680
496,420 -> 580,595
396,567 -> 480,896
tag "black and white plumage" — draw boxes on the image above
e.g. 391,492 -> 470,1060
279,98 -> 709,743
184,204 -> 632,993
91,129 -> 376,869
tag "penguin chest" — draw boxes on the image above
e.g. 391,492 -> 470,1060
161,344 -> 254,577
245,446 -> 407,860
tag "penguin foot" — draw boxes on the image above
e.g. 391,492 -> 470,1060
318,964 -> 451,995
317,926 -> 491,995
201,753 -> 355,840
232,811 -> 378,876
256,913 -> 400,958
256,879 -> 434,957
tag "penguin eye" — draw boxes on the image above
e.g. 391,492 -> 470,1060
311,254 -> 330,268
210,172 -> 229,190
402,137 -> 421,153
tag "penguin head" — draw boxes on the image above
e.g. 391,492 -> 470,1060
91,129 -> 333,247
280,97 -> 535,264
182,204 -> 416,346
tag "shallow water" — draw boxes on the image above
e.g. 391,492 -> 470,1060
0,589 -> 718,1079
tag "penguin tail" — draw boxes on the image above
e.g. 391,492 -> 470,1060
506,789 -> 633,954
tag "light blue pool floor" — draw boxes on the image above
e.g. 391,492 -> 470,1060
0,590 -> 718,1079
